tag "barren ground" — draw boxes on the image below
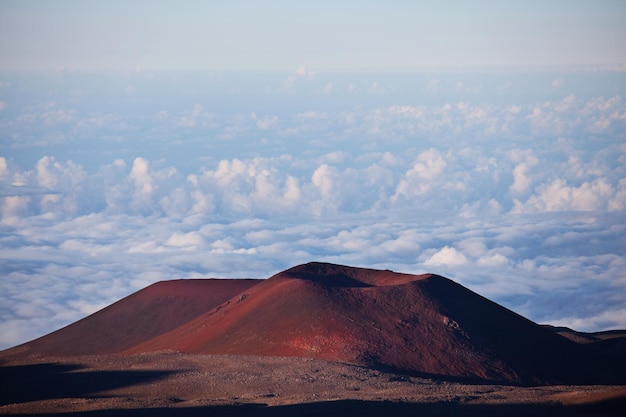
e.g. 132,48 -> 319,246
1,353 -> 625,416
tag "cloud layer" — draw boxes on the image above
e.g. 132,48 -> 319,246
0,70 -> 625,349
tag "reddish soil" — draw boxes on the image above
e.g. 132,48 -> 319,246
7,278 -> 261,357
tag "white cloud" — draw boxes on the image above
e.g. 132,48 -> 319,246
177,104 -> 204,127
129,157 -> 157,213
408,149 -> 447,181
255,115 -> 279,130
609,178 -> 626,211
0,157 -> 8,181
1,197 -> 625,349
424,246 -> 468,266
548,308 -> 626,333
29,156 -> 88,214
311,164 -> 335,198
392,149 -> 447,201
159,187 -> 190,218
509,152 -> 538,194
513,178 -> 615,213
165,231 -> 204,248
281,66 -> 316,92
283,176 -> 301,205
311,164 -> 339,214
477,253 -> 510,267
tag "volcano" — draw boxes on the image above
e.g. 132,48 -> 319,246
5,263 -> 625,386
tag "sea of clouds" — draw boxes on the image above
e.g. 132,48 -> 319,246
1,68 -> 625,349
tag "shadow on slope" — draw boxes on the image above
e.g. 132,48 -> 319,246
0,363 -> 177,406
4,398 -> 626,417
418,275 -> 626,385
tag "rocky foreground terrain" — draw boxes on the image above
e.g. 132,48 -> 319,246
2,352 -> 626,416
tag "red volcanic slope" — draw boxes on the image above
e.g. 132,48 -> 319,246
6,263 -> 624,385
12,278 -> 261,356
127,263 -> 623,385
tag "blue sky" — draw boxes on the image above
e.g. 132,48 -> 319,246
1,1 -> 625,70
0,2 -> 625,350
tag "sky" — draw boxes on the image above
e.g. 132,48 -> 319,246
1,1 -> 626,70
0,2 -> 626,350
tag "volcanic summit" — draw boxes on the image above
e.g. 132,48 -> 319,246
5,262 -> 625,386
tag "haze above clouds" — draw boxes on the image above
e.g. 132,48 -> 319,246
1,0 -> 625,70
0,1 -> 625,349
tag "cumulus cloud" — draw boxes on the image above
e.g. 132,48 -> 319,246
424,246 -> 468,266
392,149 -> 447,201
311,164 -> 338,211
513,179 -> 617,213
1,195 -> 31,224
509,151 -> 538,194
129,157 -> 157,213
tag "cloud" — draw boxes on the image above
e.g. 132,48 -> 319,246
164,231 -> 204,248
129,157 -> 157,213
513,178 -> 616,213
0,158 -> 8,181
159,187 -> 190,218
282,66 -> 316,92
311,164 -> 336,200
477,252 -> 510,267
509,151 -> 538,194
251,112 -> 280,130
1,195 -> 31,224
392,149 -> 447,201
177,104 -> 205,127
549,308 -> 626,333
1,192 -> 625,349
424,246 -> 468,266
407,149 -> 447,181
